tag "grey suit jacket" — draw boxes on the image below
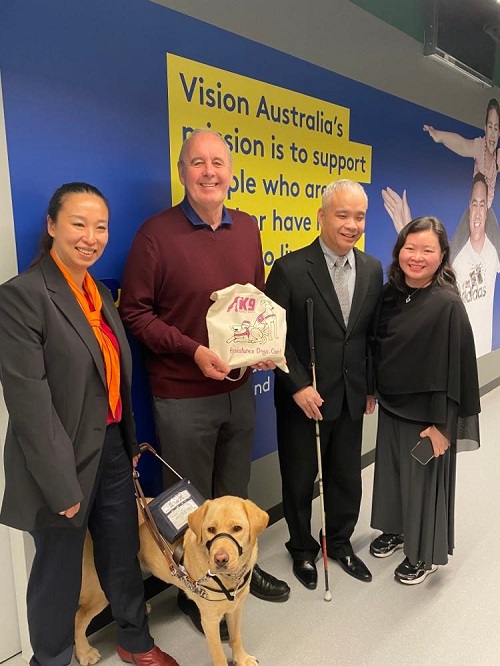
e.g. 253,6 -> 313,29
0,254 -> 138,531
266,238 -> 383,421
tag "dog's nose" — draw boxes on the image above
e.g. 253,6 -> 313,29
214,549 -> 229,566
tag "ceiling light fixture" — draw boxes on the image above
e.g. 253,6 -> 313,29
425,48 -> 493,88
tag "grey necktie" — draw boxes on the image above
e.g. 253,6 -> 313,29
333,256 -> 350,325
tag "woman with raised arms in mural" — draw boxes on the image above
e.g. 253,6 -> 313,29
423,97 -> 500,258
383,98 -> 500,257
424,98 -> 500,207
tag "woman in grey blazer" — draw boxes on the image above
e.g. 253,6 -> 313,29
0,183 -> 179,666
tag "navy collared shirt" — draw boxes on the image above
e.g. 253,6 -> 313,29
180,196 -> 233,228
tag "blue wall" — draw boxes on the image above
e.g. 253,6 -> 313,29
1,0 -> 498,491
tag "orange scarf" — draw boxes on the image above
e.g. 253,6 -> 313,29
50,250 -> 121,418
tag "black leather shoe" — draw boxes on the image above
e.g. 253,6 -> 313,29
250,564 -> 290,602
177,591 -> 229,641
335,554 -> 372,582
292,559 -> 318,590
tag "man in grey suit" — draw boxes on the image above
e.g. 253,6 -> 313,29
266,179 -> 383,589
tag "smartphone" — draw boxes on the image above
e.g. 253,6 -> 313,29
411,436 -> 435,465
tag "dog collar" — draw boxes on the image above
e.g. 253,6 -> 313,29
205,532 -> 243,557
172,539 -> 250,602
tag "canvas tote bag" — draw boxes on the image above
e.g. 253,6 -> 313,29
206,283 -> 289,379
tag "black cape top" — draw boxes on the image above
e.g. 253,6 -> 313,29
375,283 -> 480,450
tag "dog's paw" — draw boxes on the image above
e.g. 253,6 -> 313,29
75,646 -> 101,666
233,655 -> 258,666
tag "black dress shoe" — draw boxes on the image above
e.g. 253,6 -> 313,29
335,554 -> 372,582
250,564 -> 290,602
292,559 -> 318,590
177,591 -> 229,641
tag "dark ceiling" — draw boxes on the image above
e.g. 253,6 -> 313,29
351,0 -> 500,84
435,0 -> 500,79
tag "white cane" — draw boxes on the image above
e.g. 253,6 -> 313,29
306,298 -> 332,602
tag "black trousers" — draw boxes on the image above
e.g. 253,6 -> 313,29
27,424 -> 153,666
277,401 -> 363,560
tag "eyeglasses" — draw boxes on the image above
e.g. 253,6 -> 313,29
179,158 -> 230,169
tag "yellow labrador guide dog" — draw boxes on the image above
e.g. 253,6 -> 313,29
75,496 -> 269,666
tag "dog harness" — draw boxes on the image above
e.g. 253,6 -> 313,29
133,444 -> 252,602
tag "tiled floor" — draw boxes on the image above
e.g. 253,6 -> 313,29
5,386 -> 499,666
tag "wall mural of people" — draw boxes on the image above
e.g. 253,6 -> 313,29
381,98 -> 500,358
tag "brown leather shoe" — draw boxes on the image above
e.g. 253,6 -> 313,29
116,645 -> 180,666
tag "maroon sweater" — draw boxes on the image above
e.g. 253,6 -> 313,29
120,203 -> 265,398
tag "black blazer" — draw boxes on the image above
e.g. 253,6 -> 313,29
0,254 -> 138,531
266,238 -> 383,421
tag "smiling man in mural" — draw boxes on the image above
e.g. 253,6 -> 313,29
452,173 -> 500,357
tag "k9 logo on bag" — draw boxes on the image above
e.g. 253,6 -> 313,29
226,297 -> 279,344
227,296 -> 257,312
206,283 -> 289,375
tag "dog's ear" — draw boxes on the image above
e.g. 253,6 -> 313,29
188,501 -> 210,544
243,499 -> 269,544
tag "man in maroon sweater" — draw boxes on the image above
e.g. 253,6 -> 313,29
120,129 -> 290,637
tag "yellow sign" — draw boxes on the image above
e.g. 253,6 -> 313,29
167,54 -> 372,268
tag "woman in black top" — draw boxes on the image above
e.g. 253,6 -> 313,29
369,216 -> 480,584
